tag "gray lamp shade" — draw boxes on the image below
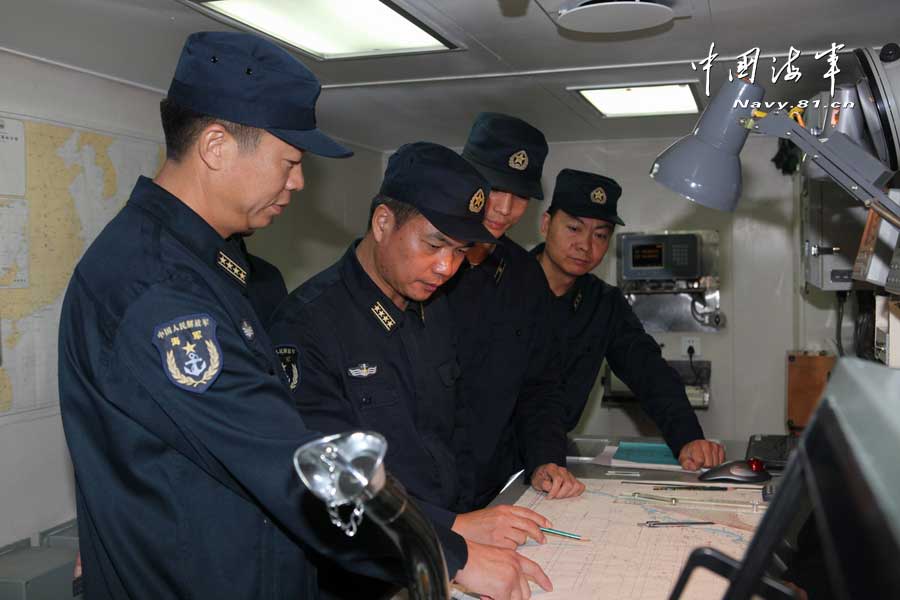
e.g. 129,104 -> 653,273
650,78 -> 765,211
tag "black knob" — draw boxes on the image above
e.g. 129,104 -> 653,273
880,43 -> 900,63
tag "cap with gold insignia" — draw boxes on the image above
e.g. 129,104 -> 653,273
549,168 -> 625,225
380,141 -> 495,243
462,112 -> 549,199
168,31 -> 351,158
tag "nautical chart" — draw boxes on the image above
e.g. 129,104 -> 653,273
513,479 -> 765,599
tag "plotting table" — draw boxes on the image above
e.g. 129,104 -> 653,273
486,437 -> 768,599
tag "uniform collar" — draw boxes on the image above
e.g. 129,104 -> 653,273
471,236 -> 509,285
532,242 -> 588,312
128,176 -> 250,290
339,241 -> 424,335
565,275 -> 589,313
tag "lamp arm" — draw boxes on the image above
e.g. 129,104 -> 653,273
750,113 -> 900,227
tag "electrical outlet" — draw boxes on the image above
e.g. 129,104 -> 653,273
681,336 -> 701,357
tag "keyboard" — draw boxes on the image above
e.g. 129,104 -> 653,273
745,434 -> 800,470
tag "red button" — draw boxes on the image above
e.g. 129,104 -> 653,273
748,458 -> 765,472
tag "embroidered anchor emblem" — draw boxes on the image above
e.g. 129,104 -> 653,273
153,314 -> 223,393
183,352 -> 207,377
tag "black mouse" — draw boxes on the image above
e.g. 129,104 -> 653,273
698,459 -> 771,483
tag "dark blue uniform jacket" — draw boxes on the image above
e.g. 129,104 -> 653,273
239,237 -> 288,327
58,177 -> 400,600
444,236 -> 567,508
531,243 -> 704,456
268,244 -> 470,576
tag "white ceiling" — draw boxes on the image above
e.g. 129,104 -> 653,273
2,0 -> 898,149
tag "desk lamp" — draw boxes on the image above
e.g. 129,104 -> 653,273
649,77 -> 900,228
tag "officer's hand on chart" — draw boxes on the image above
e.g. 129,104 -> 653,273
454,540 -> 552,600
678,439 -> 726,470
452,505 -> 551,548
530,463 -> 586,499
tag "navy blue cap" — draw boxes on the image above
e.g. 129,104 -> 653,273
550,169 -> 625,225
462,112 -> 548,199
167,31 -> 351,158
380,142 -> 495,244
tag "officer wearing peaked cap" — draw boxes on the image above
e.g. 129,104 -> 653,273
269,142 -> 554,600
270,142 -> 549,597
58,31 -> 411,600
444,113 -> 586,508
532,169 -> 726,470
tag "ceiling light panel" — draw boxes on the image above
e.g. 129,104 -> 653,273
576,83 -> 699,118
198,0 -> 450,60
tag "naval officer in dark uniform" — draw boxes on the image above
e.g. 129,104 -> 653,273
443,113 -> 585,508
58,31 -> 408,599
269,142 -> 553,600
532,169 -> 725,469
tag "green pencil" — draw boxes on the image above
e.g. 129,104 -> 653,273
539,526 -> 588,541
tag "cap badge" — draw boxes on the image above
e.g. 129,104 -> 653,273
590,187 -> 607,205
469,188 -> 486,213
508,150 -> 529,171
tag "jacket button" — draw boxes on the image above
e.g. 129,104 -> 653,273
361,395 -> 372,405
268,368 -> 276,376
515,329 -> 522,336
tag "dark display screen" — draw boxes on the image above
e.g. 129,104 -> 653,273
631,243 -> 664,268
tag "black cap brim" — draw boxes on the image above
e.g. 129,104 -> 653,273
464,154 -> 544,199
554,205 -> 625,226
268,127 -> 353,158
418,206 -> 497,244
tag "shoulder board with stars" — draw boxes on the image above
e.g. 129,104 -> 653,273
217,251 -> 247,286
370,301 -> 396,332
494,258 -> 506,285
573,290 -> 583,312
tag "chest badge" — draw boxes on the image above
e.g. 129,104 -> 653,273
240,319 -> 255,341
152,314 -> 222,393
348,363 -> 378,378
275,345 -> 300,390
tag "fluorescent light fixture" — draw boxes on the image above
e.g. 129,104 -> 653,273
577,83 -> 699,118
193,0 -> 450,60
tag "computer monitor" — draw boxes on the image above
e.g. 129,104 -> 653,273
670,357 -> 900,599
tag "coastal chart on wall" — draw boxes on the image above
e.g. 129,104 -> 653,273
0,115 -> 164,418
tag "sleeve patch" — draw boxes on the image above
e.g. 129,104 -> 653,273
275,345 -> 300,390
152,314 -> 223,393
